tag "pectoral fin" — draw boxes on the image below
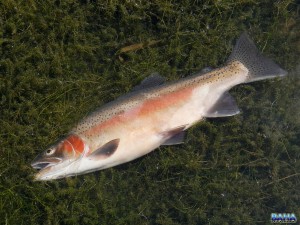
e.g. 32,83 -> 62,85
161,125 -> 186,145
205,92 -> 240,118
88,139 -> 120,160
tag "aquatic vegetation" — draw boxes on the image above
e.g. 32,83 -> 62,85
0,0 -> 299,224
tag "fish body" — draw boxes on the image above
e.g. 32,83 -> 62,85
31,33 -> 287,180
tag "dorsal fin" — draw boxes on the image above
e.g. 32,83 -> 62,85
132,73 -> 166,92
115,73 -> 165,102
205,92 -> 240,117
199,67 -> 213,74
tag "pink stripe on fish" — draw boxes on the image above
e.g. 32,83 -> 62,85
84,86 -> 194,136
138,86 -> 194,116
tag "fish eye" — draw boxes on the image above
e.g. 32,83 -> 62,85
46,148 -> 55,155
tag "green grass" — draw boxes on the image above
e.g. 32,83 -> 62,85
0,0 -> 299,224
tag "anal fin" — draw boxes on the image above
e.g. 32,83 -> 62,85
205,92 -> 240,118
161,125 -> 186,146
162,131 -> 186,145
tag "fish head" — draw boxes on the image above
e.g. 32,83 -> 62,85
31,134 -> 87,180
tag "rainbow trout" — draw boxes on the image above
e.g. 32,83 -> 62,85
31,33 -> 287,180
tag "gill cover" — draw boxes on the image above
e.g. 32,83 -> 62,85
31,134 -> 85,170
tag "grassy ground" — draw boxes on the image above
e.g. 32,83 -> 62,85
0,0 -> 299,224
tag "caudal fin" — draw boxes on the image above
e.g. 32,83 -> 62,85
227,32 -> 287,83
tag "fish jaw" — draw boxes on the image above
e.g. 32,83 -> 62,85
33,160 -> 75,181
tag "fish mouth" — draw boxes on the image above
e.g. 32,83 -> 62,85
31,158 -> 62,171
31,162 -> 55,170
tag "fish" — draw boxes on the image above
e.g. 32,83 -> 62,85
31,33 -> 287,180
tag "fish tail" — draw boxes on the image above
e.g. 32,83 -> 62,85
227,32 -> 287,83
